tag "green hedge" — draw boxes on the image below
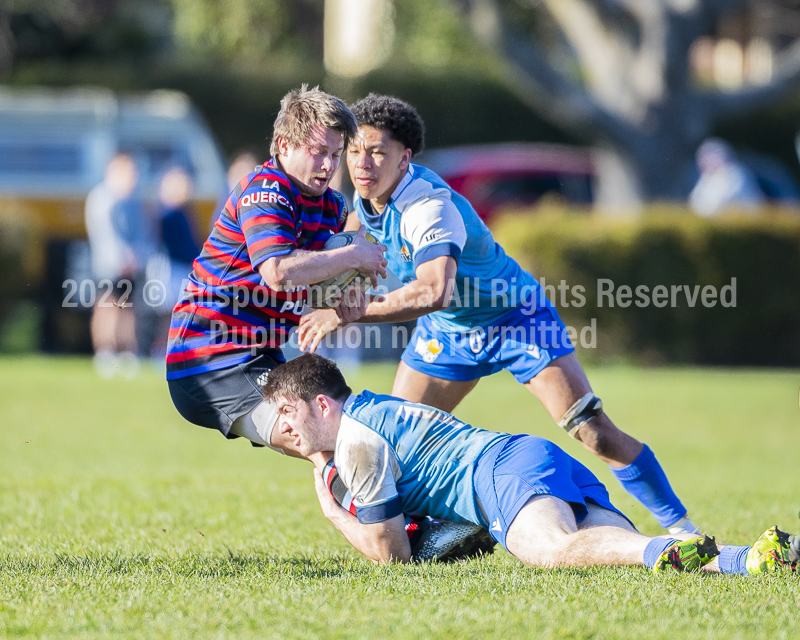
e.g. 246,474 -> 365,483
493,209 -> 800,366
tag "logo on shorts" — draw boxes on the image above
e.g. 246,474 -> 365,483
415,337 -> 444,363
256,371 -> 269,387
468,327 -> 485,354
526,345 -> 540,360
399,245 -> 412,263
491,518 -> 503,532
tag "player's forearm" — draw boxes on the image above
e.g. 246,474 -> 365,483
359,281 -> 450,324
344,211 -> 361,232
260,247 -> 358,290
326,510 -> 410,564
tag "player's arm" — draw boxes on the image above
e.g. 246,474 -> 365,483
314,419 -> 410,563
313,468 -> 410,563
343,209 -> 361,232
297,254 -> 455,352
357,255 -> 457,323
238,182 -> 385,291
356,195 -> 466,322
260,225 -> 386,290
298,198 -> 463,350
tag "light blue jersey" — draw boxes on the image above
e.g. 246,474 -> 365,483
335,391 -> 508,525
354,164 -> 539,332
333,391 -> 626,546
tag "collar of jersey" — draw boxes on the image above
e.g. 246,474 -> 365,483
339,394 -> 357,429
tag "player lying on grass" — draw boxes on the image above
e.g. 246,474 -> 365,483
264,353 -> 800,574
298,94 -> 698,535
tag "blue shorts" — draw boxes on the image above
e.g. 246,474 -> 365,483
472,434 -> 630,550
401,297 -> 574,383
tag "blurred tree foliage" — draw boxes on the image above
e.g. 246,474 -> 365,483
391,0 -> 484,71
0,0 -> 498,71
3,0 -> 800,179
0,0 -> 570,158
169,0 -> 323,63
0,0 -> 168,68
0,0 -> 325,68
170,0 -> 287,60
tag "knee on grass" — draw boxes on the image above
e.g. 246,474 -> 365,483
512,538 -> 573,569
505,497 -> 579,568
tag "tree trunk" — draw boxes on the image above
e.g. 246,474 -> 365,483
591,146 -> 643,212
453,0 -> 800,208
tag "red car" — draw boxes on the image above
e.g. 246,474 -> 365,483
418,143 -> 594,223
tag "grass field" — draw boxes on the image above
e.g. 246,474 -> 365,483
1,357 -> 799,639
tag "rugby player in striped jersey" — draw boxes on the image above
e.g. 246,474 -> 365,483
166,85 -> 387,455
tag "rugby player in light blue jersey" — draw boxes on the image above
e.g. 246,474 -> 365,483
298,95 -> 696,535
263,354 -> 799,574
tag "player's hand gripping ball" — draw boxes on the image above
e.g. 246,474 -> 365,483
306,231 -> 381,309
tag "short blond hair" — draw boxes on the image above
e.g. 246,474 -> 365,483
270,85 -> 357,156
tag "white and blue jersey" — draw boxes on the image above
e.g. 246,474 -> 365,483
335,391 -> 507,526
332,391 -> 628,550
354,164 -> 574,383
354,164 -> 538,332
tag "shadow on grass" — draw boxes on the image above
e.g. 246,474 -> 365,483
1,550 -> 366,580
3,552 -> 737,586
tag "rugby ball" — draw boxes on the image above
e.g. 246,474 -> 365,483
306,231 -> 380,309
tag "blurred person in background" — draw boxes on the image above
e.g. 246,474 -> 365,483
689,138 -> 765,216
145,166 -> 201,361
160,166 -> 200,298
226,149 -> 261,189
84,153 -> 148,378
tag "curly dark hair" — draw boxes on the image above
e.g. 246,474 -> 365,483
351,94 -> 425,157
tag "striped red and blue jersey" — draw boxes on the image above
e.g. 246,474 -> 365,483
166,158 -> 347,380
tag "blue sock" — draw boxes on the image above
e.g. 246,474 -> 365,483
611,444 -> 686,528
644,538 -> 679,568
718,545 -> 750,575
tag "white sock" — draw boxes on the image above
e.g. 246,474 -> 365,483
118,351 -> 140,379
93,350 -> 117,379
668,516 -> 700,535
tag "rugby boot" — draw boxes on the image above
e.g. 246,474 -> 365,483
654,534 -> 719,572
745,526 -> 798,574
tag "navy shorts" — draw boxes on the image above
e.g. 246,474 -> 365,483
167,351 -> 283,438
473,434 -> 630,550
401,296 -> 574,383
